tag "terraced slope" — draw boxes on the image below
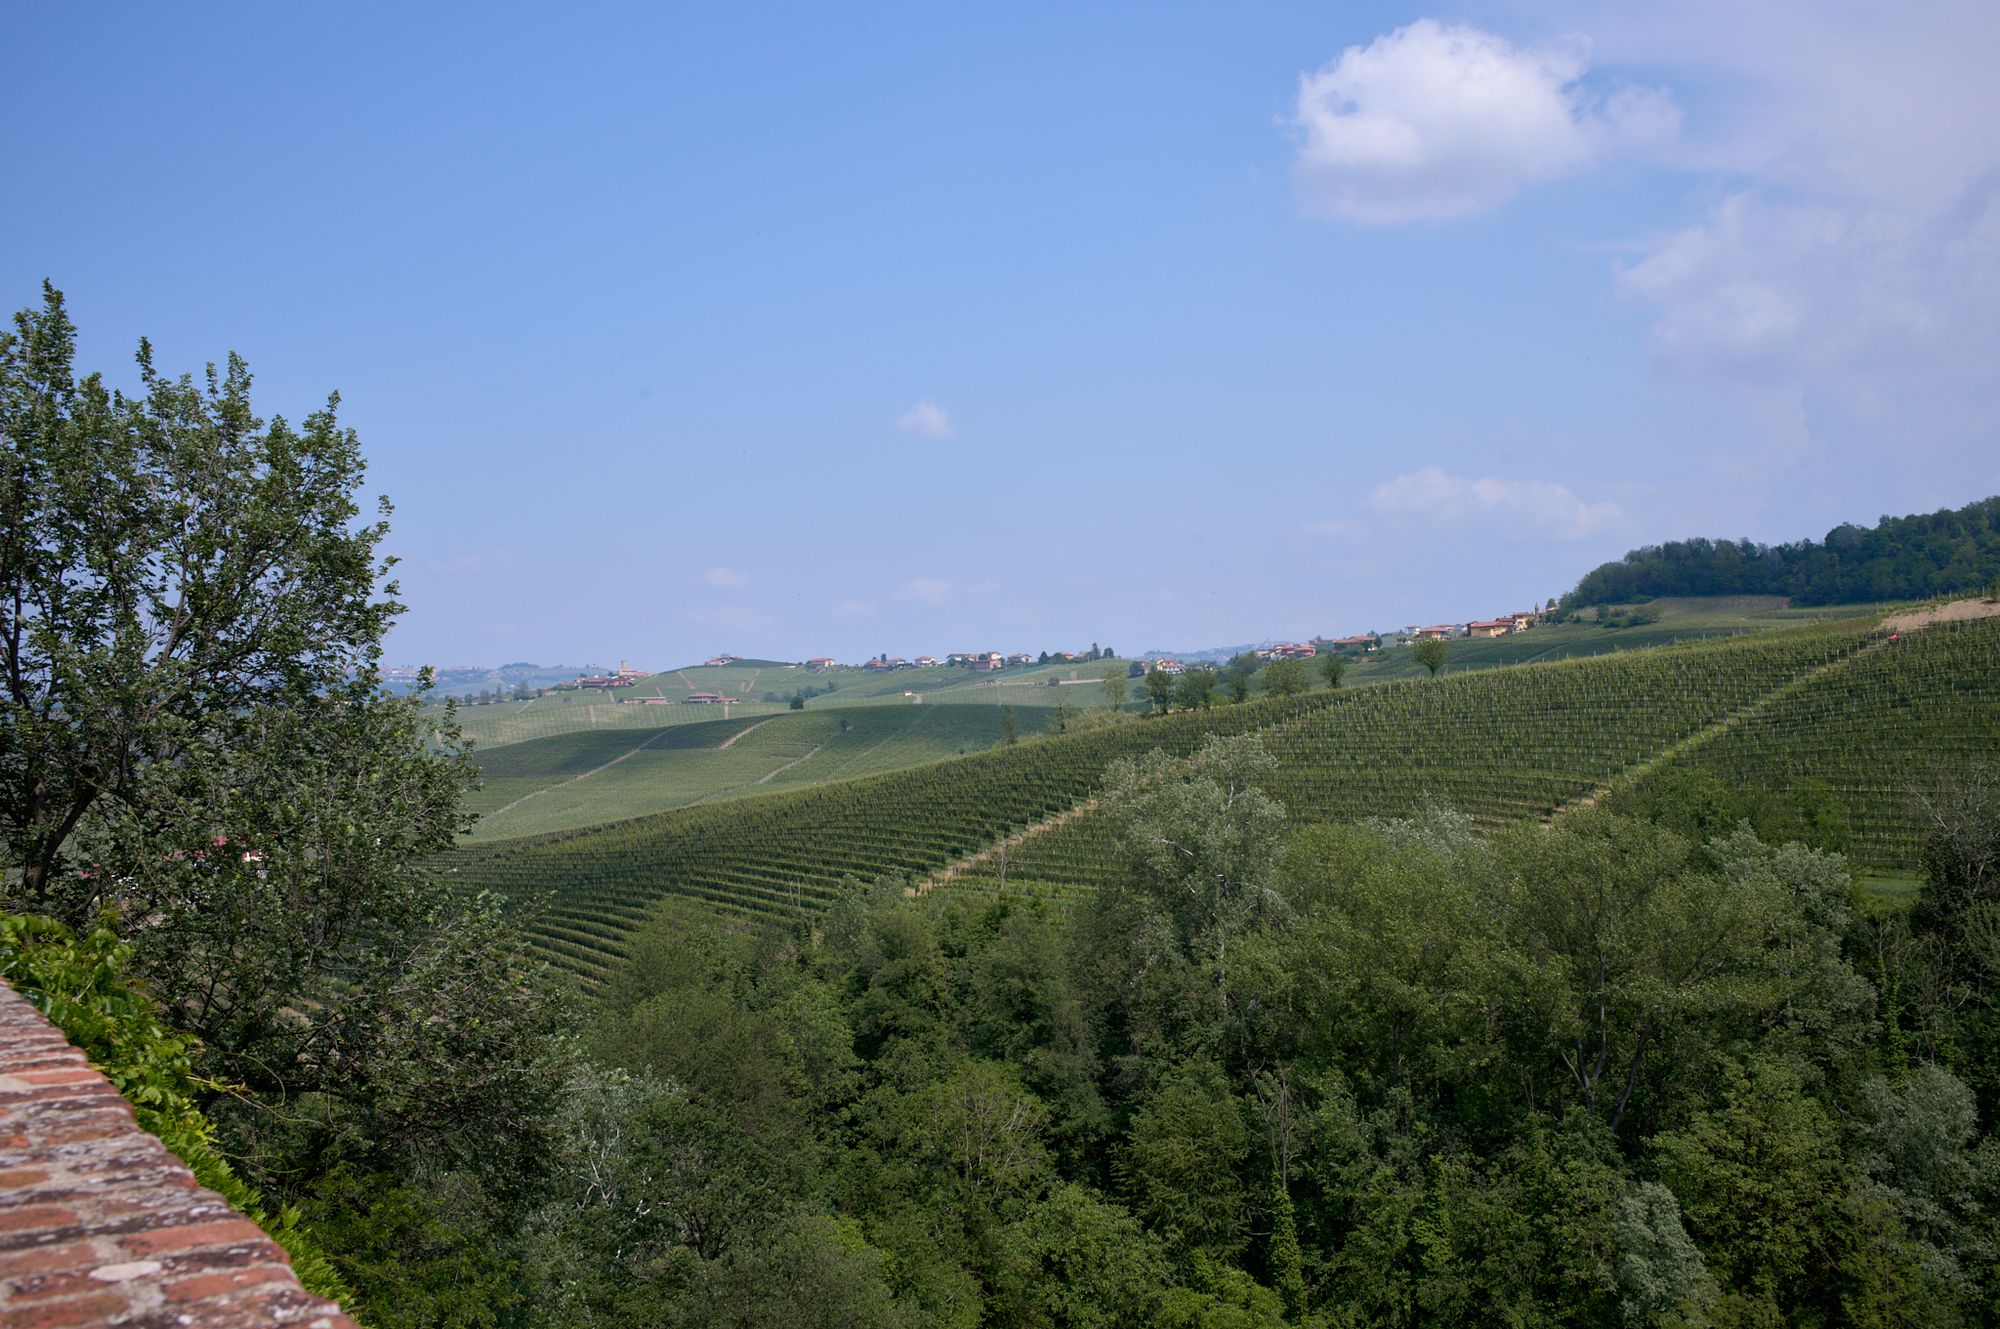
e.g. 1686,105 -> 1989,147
1622,616 -> 2000,865
954,620 -> 1883,895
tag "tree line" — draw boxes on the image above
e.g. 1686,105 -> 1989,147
1565,496 -> 2000,607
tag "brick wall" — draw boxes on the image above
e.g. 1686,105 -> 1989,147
0,980 -> 357,1328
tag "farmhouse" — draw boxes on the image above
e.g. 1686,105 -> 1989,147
915,655 -> 941,667
574,672 -> 637,688
1267,642 -> 1317,659
1413,625 -> 1458,642
805,656 -> 836,670
1317,634 -> 1380,654
1465,619 -> 1515,638
1151,658 -> 1186,675
685,691 -> 737,704
1006,652 -> 1034,666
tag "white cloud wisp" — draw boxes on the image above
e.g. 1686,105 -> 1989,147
1290,19 -> 1676,224
1368,466 -> 1625,541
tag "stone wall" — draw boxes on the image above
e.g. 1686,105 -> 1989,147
0,980 -> 356,1327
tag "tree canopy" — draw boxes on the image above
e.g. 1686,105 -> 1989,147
1564,496 -> 2000,607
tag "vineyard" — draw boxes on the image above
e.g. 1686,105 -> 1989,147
955,617 -> 1889,895
448,695 -> 1302,982
448,606 -> 2000,985
1622,615 -> 2000,865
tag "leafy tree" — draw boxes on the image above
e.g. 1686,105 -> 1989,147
1101,666 -> 1129,710
791,691 -> 807,709
0,285 -> 399,911
1262,657 -> 1309,698
1174,667 -> 1218,711
1225,653 -> 1261,704
1001,705 -> 1020,745
1411,638 -> 1448,677
1316,652 -> 1347,689
1144,669 -> 1176,713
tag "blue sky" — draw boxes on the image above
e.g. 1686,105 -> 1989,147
5,3 -> 1996,665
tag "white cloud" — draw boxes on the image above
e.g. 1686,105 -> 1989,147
428,547 -> 522,576
1290,19 -> 1676,224
701,566 -> 751,590
896,401 -> 955,440
1368,466 -> 1625,540
900,577 -> 955,606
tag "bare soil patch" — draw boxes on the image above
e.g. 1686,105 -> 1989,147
1881,598 -> 2000,632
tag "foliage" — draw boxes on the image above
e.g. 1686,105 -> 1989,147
0,911 -> 355,1308
0,284 -> 399,911
1411,638 -> 1449,676
1316,653 -> 1347,690
1565,495 -> 2000,607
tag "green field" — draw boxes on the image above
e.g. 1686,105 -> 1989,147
464,703 -> 1054,841
444,692 -> 788,749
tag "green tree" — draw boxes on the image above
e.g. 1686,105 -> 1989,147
1144,669 -> 1176,714
1001,705 -> 1020,745
1262,657 -> 1309,698
1225,653 -> 1261,704
1101,665 -> 1129,710
1411,638 -> 1449,677
790,691 -> 807,710
1316,652 -> 1347,689
1,284 -> 400,912
1174,667 -> 1218,711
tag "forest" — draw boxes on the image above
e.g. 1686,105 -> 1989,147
1563,497 -> 2000,607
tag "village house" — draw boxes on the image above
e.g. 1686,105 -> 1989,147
915,655 -> 941,667
1413,625 -> 1458,642
1151,658 -> 1186,675
1005,652 -> 1034,666
805,657 -> 836,670
1465,619 -> 1515,638
1317,634 -> 1380,654
969,652 -> 1003,671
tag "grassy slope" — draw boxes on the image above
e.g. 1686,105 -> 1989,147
463,703 -> 1054,841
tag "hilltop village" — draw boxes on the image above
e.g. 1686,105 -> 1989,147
540,605 -> 1555,698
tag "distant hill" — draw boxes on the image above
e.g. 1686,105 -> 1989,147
1565,495 -> 2000,607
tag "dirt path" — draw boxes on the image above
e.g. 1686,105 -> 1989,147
1543,631 -> 1890,824
716,716 -> 778,750
1881,597 -> 2000,632
484,727 -> 681,821
755,743 -> 825,784
911,796 -> 1104,896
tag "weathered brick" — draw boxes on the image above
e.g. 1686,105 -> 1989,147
0,981 -> 356,1327
120,1219 -> 273,1258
